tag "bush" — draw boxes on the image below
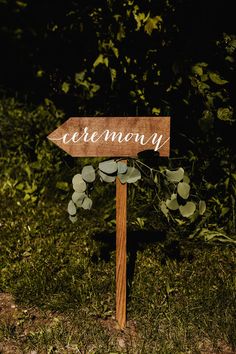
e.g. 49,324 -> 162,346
0,98 -> 69,202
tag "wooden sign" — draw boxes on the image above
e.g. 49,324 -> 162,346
47,117 -> 170,157
48,116 -> 170,329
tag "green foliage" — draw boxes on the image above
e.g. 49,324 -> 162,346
117,161 -> 128,174
66,151 -> 235,245
209,71 -> 228,85
199,200 -> 206,216
72,174 -> 87,193
118,166 -> 142,184
0,98 -> 69,202
98,170 -> 116,183
166,168 -> 184,183
67,159 -> 142,217
160,168 -> 203,220
187,61 -> 235,133
179,202 -> 196,218
0,94 -> 234,244
184,138 -> 236,236
81,165 -> 96,183
99,160 -> 117,174
0,1 -> 235,241
68,159 -> 210,242
68,200 -> 76,216
177,182 -> 190,200
217,107 -> 234,122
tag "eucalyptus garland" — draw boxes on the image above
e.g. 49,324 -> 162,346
68,159 -> 206,224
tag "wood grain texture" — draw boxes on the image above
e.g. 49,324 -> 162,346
116,163 -> 127,329
47,117 -> 170,157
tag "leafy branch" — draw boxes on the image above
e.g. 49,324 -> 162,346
67,159 -> 206,224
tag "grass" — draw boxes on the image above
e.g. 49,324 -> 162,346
0,194 -> 236,353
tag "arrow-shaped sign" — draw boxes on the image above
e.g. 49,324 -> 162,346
47,116 -> 170,157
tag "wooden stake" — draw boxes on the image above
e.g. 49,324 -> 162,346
116,163 -> 127,329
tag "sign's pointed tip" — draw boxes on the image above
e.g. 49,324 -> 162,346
47,132 -> 54,141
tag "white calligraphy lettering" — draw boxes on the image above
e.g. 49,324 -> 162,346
50,127 -> 169,151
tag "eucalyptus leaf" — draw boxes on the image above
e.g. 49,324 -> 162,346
126,167 -> 141,183
177,182 -> 190,199
179,202 -> 196,218
72,174 -> 87,192
82,197 -> 93,210
67,200 -> 76,215
73,180 -> 87,193
99,160 -> 117,174
72,191 -> 85,203
98,170 -> 116,183
69,215 -> 78,223
72,174 -> 84,185
118,173 -> 128,184
72,192 -> 86,207
82,165 -> 96,183
72,174 -> 87,193
75,198 -> 85,208
166,168 -> 184,183
117,161 -> 128,174
166,194 -> 179,210
118,167 -> 141,184
199,200 -> 206,215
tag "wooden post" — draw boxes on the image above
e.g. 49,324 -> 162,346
116,162 -> 127,329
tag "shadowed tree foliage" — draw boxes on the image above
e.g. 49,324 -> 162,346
0,0 -> 235,233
